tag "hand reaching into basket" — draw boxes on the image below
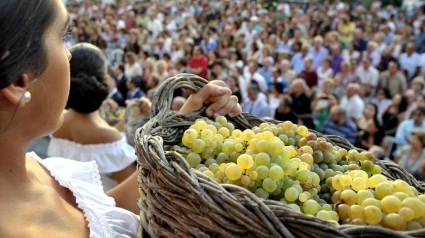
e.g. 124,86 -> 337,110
179,80 -> 242,118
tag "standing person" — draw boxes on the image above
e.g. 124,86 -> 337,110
112,63 -> 128,100
49,44 -> 137,192
242,86 -> 270,118
340,83 -> 365,122
0,1 -> 242,236
399,43 -> 423,82
188,46 -> 208,79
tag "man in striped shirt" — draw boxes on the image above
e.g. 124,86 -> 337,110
321,106 -> 358,144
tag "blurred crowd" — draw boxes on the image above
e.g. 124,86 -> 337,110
64,0 -> 425,179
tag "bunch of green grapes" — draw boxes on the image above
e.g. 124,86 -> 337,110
180,118 -> 425,231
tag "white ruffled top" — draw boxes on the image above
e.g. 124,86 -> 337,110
27,152 -> 140,238
47,136 -> 137,191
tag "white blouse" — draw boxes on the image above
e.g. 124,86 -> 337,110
27,152 -> 140,238
48,136 -> 137,191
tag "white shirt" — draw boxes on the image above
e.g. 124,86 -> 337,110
107,88 -> 118,100
147,19 -> 163,40
317,67 -> 334,90
28,152 -> 139,237
340,94 -> 365,120
125,63 -> 143,80
48,136 -> 136,192
355,66 -> 379,87
243,71 -> 268,92
399,52 -> 423,79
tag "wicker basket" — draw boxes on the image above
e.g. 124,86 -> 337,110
135,74 -> 425,238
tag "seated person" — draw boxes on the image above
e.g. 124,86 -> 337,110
274,95 -> 299,123
357,118 -> 385,150
321,105 -> 358,144
126,76 -> 146,100
395,129 -> 425,180
242,85 -> 270,118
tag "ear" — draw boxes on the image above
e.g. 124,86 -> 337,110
0,74 -> 30,107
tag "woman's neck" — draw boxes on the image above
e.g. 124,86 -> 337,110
67,109 -> 102,122
0,132 -> 34,190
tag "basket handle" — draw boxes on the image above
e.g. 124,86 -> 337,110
151,74 -> 209,118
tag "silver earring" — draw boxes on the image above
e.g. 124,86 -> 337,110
24,91 -> 31,103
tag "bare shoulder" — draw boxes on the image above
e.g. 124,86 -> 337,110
90,125 -> 123,144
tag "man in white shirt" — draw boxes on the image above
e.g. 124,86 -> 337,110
339,83 -> 365,121
153,38 -> 170,59
308,36 -> 329,70
356,56 -> 379,88
147,14 -> 163,41
242,86 -> 270,118
399,43 -> 423,81
243,62 -> 268,93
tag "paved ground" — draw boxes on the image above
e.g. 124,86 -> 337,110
28,137 -> 50,159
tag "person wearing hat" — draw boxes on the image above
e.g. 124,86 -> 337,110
395,107 -> 425,149
394,129 -> 425,180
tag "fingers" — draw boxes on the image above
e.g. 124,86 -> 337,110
213,95 -> 239,118
179,83 -> 229,115
204,87 -> 232,117
230,103 -> 242,118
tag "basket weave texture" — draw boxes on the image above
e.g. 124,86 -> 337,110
135,74 -> 425,238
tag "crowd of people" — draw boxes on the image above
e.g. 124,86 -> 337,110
60,0 -> 425,180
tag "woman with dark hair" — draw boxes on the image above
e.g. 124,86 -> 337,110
78,26 -> 89,43
357,117 -> 385,150
207,50 -> 220,69
227,49 -> 244,69
218,37 -> 231,59
382,94 -> 409,136
229,75 -> 242,102
269,82 -> 284,118
371,88 -> 393,117
49,43 -> 137,191
0,0 -> 241,236
357,103 -> 379,131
